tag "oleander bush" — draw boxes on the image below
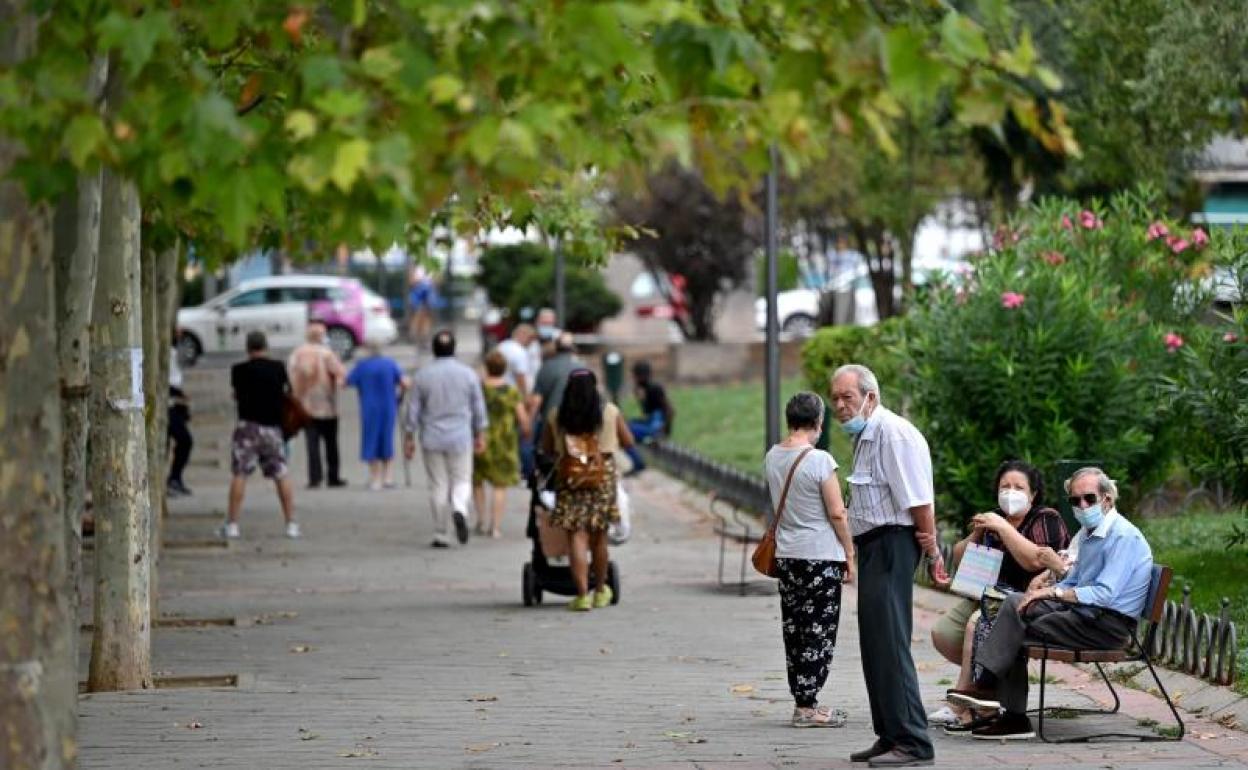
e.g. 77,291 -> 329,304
905,189 -> 1220,521
1163,243 -> 1248,517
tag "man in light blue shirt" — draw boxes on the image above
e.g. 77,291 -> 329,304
951,467 -> 1154,740
402,330 -> 487,548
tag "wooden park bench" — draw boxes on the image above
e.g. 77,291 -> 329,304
1027,564 -> 1185,742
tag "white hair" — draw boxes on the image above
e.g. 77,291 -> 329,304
1064,466 -> 1119,506
832,363 -> 882,403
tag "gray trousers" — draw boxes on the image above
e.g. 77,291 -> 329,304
856,527 -> 933,759
976,594 -> 1136,713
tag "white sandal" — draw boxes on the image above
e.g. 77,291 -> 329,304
792,705 -> 847,728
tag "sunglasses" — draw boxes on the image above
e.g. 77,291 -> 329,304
1067,492 -> 1100,508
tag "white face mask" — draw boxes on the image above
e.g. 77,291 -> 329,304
997,489 -> 1030,516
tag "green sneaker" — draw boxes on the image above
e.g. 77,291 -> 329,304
593,585 -> 614,608
568,594 -> 593,612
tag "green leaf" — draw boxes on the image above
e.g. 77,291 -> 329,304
884,27 -> 948,110
1035,65 -> 1063,92
361,46 -> 402,81
97,11 -> 174,76
331,138 -> 371,191
285,110 -> 318,141
464,116 -> 501,164
62,114 -> 107,168
940,13 -> 990,64
301,56 -> 347,91
427,74 -> 464,105
499,118 -> 537,158
314,90 -> 368,121
955,88 -> 1007,126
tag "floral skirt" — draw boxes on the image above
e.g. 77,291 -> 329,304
550,455 -> 618,533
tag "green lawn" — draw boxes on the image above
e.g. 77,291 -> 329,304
666,378 -> 854,477
1137,511 -> 1248,694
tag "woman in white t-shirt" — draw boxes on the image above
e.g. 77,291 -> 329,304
764,391 -> 856,728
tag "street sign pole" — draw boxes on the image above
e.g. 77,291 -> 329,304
764,144 -> 781,453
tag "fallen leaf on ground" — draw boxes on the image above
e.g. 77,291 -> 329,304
183,722 -> 203,729
730,684 -> 755,694
289,645 -> 312,653
688,737 -> 708,744
465,742 -> 500,753
600,647 -> 612,655
663,731 -> 692,739
338,747 -> 378,758
467,695 -> 498,702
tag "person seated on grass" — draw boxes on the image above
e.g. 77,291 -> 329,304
927,460 -> 1070,731
621,360 -> 674,477
948,467 -> 1154,741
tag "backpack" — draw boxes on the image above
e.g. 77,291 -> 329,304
558,431 -> 606,490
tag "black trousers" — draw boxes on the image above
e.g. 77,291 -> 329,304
855,526 -> 933,759
305,417 -> 342,486
167,404 -> 192,484
776,558 -> 845,707
976,594 -> 1135,714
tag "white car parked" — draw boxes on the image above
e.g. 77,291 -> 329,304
176,275 -> 397,364
754,261 -> 969,337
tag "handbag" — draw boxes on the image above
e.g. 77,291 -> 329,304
751,447 -> 813,578
281,391 -> 311,440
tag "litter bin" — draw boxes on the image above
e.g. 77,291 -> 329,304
1053,458 -> 1102,536
603,351 -> 624,405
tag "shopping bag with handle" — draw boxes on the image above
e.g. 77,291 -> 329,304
949,543 -> 1004,599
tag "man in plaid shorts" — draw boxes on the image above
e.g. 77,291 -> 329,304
222,331 -> 300,539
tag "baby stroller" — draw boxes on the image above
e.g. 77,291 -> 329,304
521,453 -> 620,607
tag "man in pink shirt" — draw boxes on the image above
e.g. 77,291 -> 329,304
287,320 -> 348,488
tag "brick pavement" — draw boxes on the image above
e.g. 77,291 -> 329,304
76,357 -> 1248,769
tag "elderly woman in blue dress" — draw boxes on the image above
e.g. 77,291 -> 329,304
347,338 -> 409,490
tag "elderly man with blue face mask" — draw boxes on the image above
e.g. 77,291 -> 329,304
949,466 -> 1154,740
830,364 -> 947,768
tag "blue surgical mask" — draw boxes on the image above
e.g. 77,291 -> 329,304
1074,503 -> 1104,530
840,397 -> 872,435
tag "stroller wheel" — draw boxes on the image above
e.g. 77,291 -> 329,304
522,563 -> 536,607
607,561 -> 620,605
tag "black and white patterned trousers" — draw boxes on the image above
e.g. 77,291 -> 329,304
776,558 -> 845,708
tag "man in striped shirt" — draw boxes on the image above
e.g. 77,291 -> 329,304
830,364 -> 948,768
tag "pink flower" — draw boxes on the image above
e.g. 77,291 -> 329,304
1001,291 -> 1026,309
1168,237 -> 1190,254
1224,332 -> 1239,343
1079,210 -> 1103,230
1042,250 -> 1066,266
1193,227 -> 1209,248
1164,332 -> 1184,352
1061,215 -> 1074,231
1146,222 -> 1169,241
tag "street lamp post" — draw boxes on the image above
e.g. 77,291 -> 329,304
764,145 -> 781,454
554,238 -> 566,329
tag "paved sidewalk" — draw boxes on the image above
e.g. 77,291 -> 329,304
77,363 -> 1248,769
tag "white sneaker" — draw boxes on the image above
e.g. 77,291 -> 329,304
285,521 -> 302,539
927,705 -> 960,726
218,522 -> 241,539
